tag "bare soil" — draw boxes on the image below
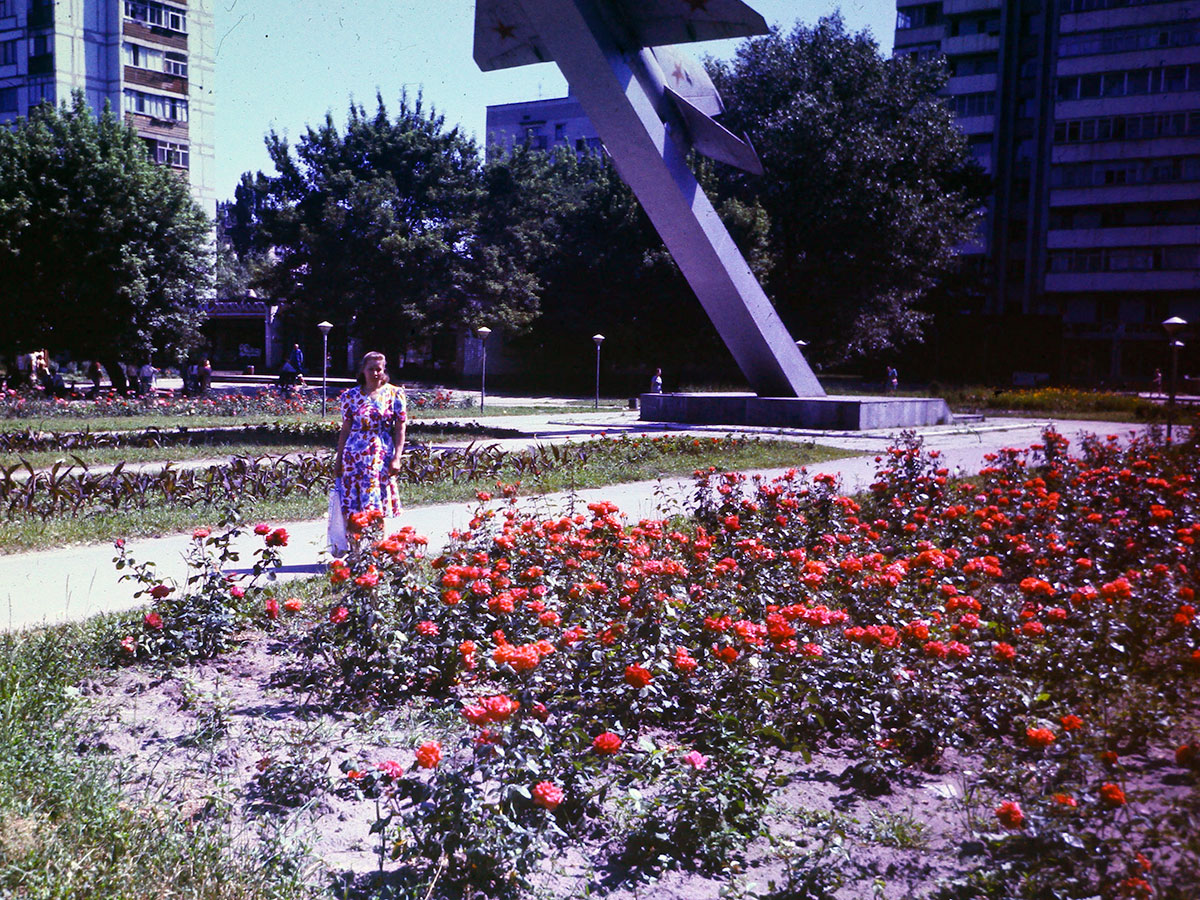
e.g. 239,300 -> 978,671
73,627 -> 1199,899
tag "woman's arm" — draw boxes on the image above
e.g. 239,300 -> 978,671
389,389 -> 406,476
335,416 -> 351,478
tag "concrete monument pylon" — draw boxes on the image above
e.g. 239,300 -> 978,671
474,0 -> 823,398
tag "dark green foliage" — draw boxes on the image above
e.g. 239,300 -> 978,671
246,93 -> 552,355
708,16 -> 988,364
0,93 -> 212,365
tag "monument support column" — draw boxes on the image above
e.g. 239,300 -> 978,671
513,0 -> 824,397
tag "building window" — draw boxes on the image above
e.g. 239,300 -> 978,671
896,3 -> 941,30
164,51 -> 186,77
949,92 -> 996,117
0,85 -> 16,112
144,137 -> 189,168
0,0 -> 11,16
123,41 -> 162,70
124,0 -> 186,35
29,33 -> 51,57
0,38 -> 16,66
123,88 -> 187,122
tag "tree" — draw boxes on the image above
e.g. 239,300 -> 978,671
0,93 -> 212,384
250,94 -> 556,358
707,16 -> 987,364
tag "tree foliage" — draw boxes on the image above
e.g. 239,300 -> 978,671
708,16 -> 987,364
246,94 -> 561,355
0,92 -> 212,366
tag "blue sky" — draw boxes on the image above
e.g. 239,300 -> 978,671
211,1 -> 898,202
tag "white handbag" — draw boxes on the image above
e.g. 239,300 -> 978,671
327,482 -> 348,557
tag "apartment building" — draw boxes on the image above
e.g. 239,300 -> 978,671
0,0 -> 215,211
485,94 -> 602,159
895,0 -> 1200,382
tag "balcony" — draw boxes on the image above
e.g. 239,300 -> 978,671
944,0 -> 1001,12
122,20 -> 187,50
1046,270 -> 1200,292
124,66 -> 187,95
1051,182 -> 1200,206
942,33 -> 1000,55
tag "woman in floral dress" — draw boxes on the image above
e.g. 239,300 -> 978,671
335,351 -> 406,522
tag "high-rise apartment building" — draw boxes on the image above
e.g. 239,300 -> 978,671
0,0 -> 214,211
895,0 -> 1199,382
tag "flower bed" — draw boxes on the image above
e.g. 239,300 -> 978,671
107,428 -> 1200,898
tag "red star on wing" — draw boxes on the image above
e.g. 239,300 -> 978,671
671,62 -> 688,86
494,20 -> 516,40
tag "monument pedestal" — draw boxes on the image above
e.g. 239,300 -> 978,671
639,392 -> 952,431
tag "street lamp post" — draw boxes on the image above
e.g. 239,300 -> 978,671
1163,316 -> 1188,442
592,334 -> 605,410
476,326 -> 492,410
317,321 -> 333,417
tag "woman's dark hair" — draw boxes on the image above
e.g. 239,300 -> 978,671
355,351 -> 389,388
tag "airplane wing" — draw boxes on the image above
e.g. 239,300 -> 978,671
474,0 -> 553,72
475,0 -> 769,72
651,45 -> 723,116
611,0 -> 769,48
666,86 -> 763,174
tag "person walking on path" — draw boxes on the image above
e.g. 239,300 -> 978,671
334,351 -> 407,525
287,343 -> 305,375
651,367 -> 663,393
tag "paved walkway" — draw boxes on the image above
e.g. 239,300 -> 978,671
0,411 -> 1151,631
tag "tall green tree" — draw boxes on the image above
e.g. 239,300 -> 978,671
250,94 -> 554,356
0,92 -> 212,381
708,16 -> 987,364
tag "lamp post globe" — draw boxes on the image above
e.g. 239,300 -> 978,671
476,326 -> 492,410
316,321 -> 333,417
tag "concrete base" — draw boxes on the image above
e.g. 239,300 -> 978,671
639,392 -> 952,431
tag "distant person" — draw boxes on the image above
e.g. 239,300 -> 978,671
287,343 -> 305,375
1153,368 -> 1163,396
199,359 -> 212,394
87,360 -> 103,398
35,355 -> 66,398
650,367 -> 663,393
278,358 -> 302,396
885,365 -> 898,393
138,361 -> 157,396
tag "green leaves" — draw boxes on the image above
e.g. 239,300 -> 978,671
0,92 -> 211,363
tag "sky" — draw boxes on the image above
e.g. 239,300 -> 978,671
211,0 -> 898,203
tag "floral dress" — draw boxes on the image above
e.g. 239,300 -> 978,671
339,384 -> 405,519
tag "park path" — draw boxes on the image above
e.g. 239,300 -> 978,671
0,411 -> 1147,632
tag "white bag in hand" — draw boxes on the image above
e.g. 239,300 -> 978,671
327,482 -> 348,557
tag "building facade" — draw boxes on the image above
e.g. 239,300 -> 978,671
0,0 -> 215,211
895,0 -> 1199,382
485,94 -> 602,159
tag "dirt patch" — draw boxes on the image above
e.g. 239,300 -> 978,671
67,627 -> 1038,899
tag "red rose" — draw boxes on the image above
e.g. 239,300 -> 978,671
265,527 -> 288,547
192,527 -> 211,540
532,780 -> 563,810
995,800 -> 1024,829
624,664 -> 653,689
264,598 -> 280,620
149,584 -> 171,599
415,741 -> 442,769
1099,783 -> 1126,807
416,620 -> 439,637
143,611 -> 164,630
1060,714 -> 1083,732
254,523 -> 270,535
329,606 -> 350,625
1026,727 -> 1056,749
377,760 -> 404,779
283,597 -> 303,613
593,732 -> 622,755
